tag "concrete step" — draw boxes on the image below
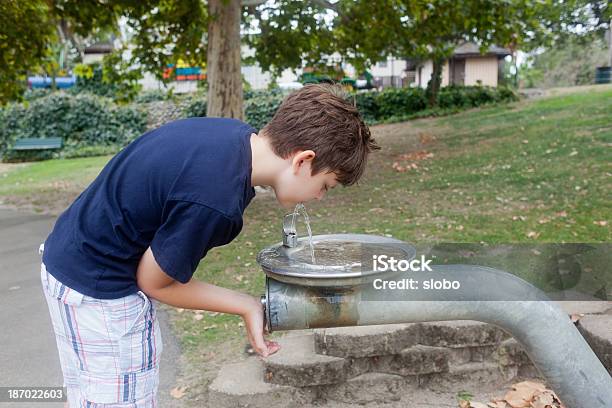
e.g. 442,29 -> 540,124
210,359 -> 519,408
447,344 -> 498,365
422,361 -> 521,389
264,332 -> 452,388
577,314 -> 612,374
556,300 -> 612,315
314,321 -> 510,360
208,358 -> 314,408
495,338 -> 532,367
418,320 -> 510,348
370,345 -> 450,376
314,323 -> 419,358
318,372 -> 416,405
263,334 -> 349,387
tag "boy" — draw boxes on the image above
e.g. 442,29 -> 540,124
40,83 -> 380,407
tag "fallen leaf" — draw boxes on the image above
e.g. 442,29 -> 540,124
514,380 -> 547,393
392,162 -> 406,172
419,132 -> 436,144
593,220 -> 608,226
193,313 -> 204,321
470,402 -> 489,408
532,392 -> 554,408
527,231 -> 540,239
170,385 -> 187,399
570,313 -> 584,323
503,389 -> 531,407
396,150 -> 434,161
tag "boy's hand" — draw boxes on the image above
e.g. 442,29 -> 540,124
241,297 -> 280,358
137,248 -> 280,357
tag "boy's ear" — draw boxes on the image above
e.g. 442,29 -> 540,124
291,150 -> 316,174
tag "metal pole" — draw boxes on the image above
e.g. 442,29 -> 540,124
263,264 -> 612,408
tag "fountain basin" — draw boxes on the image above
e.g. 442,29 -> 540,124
256,233 -> 417,287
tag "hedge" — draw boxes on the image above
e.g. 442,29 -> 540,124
0,92 -> 147,162
244,89 -> 286,130
168,84 -> 517,134
355,85 -> 518,123
181,89 -> 286,131
1,85 -> 518,162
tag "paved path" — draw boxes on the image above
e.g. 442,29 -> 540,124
0,208 -> 181,407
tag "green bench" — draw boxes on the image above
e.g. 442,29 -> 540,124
11,137 -> 63,151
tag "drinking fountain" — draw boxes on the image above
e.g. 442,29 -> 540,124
255,211 -> 612,408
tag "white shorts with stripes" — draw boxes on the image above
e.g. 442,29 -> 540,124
40,245 -> 163,407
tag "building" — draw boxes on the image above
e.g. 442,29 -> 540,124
368,43 -> 511,89
368,57 -> 410,89
413,43 -> 511,88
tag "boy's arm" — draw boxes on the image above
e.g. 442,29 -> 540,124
136,247 -> 280,357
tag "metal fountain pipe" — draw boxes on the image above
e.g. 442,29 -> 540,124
258,236 -> 612,408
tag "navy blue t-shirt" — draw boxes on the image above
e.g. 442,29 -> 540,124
42,117 -> 257,299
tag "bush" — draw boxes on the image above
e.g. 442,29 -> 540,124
22,88 -> 52,102
183,92 -> 208,118
0,84 -> 518,162
135,89 -> 174,104
354,85 -> 518,123
375,88 -> 428,119
354,92 -> 379,123
0,92 -> 147,162
437,85 -> 518,109
180,89 -> 287,131
244,89 -> 286,130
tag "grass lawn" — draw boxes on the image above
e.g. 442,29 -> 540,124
1,86 -> 610,396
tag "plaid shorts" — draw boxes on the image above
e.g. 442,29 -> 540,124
40,244 -> 163,407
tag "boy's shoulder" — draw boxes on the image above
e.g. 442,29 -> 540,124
151,117 -> 256,218
157,117 -> 254,136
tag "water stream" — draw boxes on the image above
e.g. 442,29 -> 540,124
291,203 -> 316,264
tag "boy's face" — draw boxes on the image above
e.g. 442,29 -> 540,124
274,150 -> 339,209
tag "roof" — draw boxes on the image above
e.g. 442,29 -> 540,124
453,42 -> 511,57
84,41 -> 114,54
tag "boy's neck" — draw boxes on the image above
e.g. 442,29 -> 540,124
249,131 -> 285,188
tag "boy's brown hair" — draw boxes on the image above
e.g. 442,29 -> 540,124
261,83 -> 380,186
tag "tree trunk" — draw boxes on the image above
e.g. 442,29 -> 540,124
426,56 -> 444,108
206,0 -> 244,119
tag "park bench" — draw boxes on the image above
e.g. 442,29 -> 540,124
11,137 -> 63,152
